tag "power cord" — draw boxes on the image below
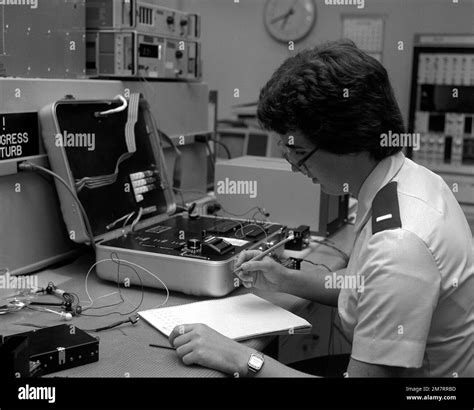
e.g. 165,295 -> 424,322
82,255 -> 169,315
218,204 -> 270,220
80,254 -> 170,332
106,211 -> 135,231
130,207 -> 144,232
84,314 -> 140,333
310,239 -> 350,263
18,161 -> 96,250
81,253 -> 145,318
300,259 -> 332,272
204,139 -> 215,174
235,221 -> 269,243
207,137 -> 231,159
194,134 -> 232,175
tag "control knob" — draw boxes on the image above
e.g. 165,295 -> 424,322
187,238 -> 202,254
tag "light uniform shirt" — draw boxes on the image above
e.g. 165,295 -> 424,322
338,152 -> 474,377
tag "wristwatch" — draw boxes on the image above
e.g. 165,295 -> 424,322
247,352 -> 265,376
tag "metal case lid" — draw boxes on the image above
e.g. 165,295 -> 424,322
39,95 -> 176,244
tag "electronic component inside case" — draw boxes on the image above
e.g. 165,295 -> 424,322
39,95 -> 285,297
285,225 -> 311,251
98,213 -> 285,296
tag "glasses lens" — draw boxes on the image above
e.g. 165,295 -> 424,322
278,141 -> 304,172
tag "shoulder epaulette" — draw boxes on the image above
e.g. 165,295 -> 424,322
372,181 -> 402,234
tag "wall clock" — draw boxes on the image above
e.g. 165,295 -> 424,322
264,0 -> 317,43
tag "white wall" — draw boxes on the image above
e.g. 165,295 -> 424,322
179,0 -> 474,123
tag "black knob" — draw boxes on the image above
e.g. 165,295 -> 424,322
175,50 -> 183,59
167,16 -> 175,25
180,19 -> 188,26
187,239 -> 201,253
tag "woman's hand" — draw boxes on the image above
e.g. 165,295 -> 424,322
169,323 -> 254,376
234,250 -> 290,292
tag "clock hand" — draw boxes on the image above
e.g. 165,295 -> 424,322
280,0 -> 298,28
270,9 -> 293,25
281,14 -> 291,29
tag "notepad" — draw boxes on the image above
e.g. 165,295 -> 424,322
139,293 -> 312,341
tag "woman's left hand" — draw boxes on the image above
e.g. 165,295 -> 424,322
169,323 -> 253,377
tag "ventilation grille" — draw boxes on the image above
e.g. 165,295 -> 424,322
138,6 -> 153,26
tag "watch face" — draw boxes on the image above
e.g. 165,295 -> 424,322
264,0 -> 317,43
249,354 -> 264,370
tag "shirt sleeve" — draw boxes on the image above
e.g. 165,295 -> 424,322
351,229 -> 441,368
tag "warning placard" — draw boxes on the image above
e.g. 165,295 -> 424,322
0,112 -> 39,160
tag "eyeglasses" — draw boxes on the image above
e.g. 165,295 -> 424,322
277,140 -> 319,174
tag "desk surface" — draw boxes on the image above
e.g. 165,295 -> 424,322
1,225 -> 355,377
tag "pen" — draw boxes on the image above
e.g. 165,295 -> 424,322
149,343 -> 175,350
233,234 -> 295,275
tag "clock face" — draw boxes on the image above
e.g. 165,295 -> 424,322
264,0 -> 317,43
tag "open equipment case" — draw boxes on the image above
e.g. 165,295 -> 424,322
38,94 -> 286,296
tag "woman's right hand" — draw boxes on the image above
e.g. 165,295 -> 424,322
233,250 -> 289,292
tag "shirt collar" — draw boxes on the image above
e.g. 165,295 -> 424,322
354,151 -> 406,234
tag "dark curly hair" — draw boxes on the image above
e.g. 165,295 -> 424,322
257,40 -> 405,161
